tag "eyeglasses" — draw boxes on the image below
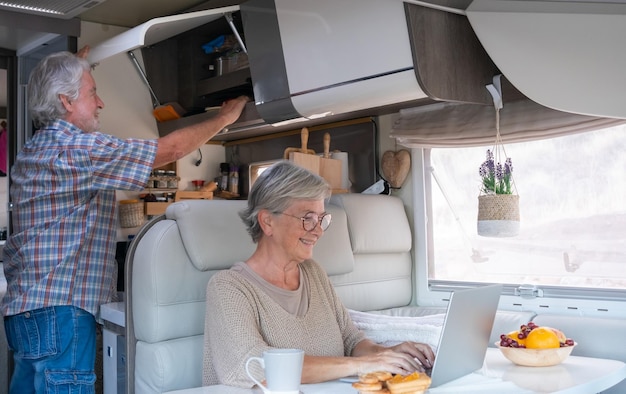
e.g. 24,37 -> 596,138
278,212 -> 332,232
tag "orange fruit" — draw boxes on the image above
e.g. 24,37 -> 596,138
547,327 -> 567,343
506,330 -> 526,346
525,327 -> 560,349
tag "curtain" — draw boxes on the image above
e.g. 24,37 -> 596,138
390,99 -> 626,148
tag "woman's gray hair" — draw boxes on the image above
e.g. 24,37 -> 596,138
28,51 -> 91,128
240,160 -> 331,243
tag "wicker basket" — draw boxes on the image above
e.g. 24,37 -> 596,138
119,199 -> 144,228
477,194 -> 520,237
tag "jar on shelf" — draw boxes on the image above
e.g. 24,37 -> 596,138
156,177 -> 168,189
229,165 -> 239,194
166,170 -> 179,189
219,163 -> 229,191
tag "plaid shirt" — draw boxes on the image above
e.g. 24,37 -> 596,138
1,120 -> 157,318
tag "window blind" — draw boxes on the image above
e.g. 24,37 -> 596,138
390,99 -> 625,148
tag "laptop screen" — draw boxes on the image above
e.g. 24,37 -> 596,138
428,284 -> 502,387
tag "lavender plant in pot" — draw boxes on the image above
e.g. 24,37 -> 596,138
477,149 -> 520,237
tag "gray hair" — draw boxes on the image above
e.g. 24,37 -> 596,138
28,51 -> 91,128
240,160 -> 331,243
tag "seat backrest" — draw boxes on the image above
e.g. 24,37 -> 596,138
126,200 -> 253,394
328,193 -> 414,311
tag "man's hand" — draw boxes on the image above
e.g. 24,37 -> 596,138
76,46 -> 90,59
217,96 -> 250,126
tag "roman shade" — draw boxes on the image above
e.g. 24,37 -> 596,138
390,99 -> 626,148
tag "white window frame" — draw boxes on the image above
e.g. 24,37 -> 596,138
410,147 -> 626,319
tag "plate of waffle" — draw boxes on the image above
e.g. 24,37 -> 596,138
351,371 -> 432,394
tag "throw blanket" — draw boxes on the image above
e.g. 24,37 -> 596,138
349,309 -> 445,352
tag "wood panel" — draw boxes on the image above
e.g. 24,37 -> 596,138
404,2 -> 499,105
174,191 -> 214,201
145,202 -> 171,216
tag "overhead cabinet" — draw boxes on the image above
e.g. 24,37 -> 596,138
139,9 -> 251,115
466,0 -> 626,119
88,5 -> 263,138
88,0 -> 499,141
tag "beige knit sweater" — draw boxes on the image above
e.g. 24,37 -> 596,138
202,259 -> 365,387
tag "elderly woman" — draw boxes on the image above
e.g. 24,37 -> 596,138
203,160 -> 435,387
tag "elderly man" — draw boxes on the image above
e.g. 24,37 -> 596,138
1,47 -> 247,393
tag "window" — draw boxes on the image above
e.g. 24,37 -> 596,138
425,124 -> 626,297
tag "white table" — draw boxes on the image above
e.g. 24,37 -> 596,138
165,348 -> 626,394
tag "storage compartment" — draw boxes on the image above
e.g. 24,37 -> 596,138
141,10 -> 252,117
102,327 -> 126,394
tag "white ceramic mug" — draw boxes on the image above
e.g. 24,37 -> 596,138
245,348 -> 304,394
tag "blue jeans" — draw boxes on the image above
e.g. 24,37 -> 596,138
4,305 -> 96,394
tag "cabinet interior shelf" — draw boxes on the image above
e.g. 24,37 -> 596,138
197,68 -> 252,98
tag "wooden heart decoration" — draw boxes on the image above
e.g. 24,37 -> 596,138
382,150 -> 411,188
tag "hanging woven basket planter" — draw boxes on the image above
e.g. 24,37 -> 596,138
477,75 -> 520,238
477,194 -> 520,237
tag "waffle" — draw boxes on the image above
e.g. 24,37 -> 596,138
351,371 -> 431,394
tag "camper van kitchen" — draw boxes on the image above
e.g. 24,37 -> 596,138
1,0 -> 626,393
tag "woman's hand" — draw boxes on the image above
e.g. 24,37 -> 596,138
351,339 -> 435,376
301,340 -> 435,384
387,341 -> 435,371
352,349 -> 424,376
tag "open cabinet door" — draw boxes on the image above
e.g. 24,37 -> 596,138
87,5 -> 240,64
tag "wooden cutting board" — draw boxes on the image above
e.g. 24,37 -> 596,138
319,132 -> 342,189
287,128 -> 320,175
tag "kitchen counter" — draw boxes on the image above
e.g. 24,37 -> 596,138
101,301 -> 125,327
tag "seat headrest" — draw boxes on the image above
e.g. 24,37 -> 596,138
166,200 -> 256,271
329,194 -> 412,253
165,199 -> 355,276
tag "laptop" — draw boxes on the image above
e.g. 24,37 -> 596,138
427,284 -> 502,387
